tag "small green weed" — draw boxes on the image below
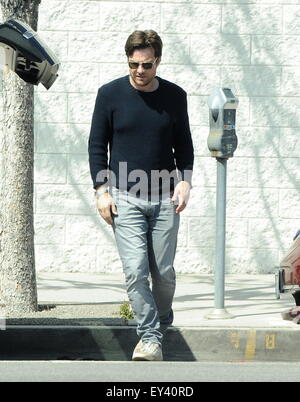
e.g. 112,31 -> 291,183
119,301 -> 134,320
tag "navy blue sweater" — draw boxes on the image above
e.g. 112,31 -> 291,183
88,75 -> 194,196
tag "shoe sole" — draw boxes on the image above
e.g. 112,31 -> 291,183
132,354 -> 163,361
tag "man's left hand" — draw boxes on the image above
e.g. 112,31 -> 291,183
171,181 -> 191,214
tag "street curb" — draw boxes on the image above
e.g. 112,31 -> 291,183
1,325 -> 300,362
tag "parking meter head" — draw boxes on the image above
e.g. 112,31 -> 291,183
0,19 -> 60,89
207,88 -> 239,158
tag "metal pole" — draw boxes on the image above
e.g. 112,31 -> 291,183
215,158 -> 227,309
205,158 -> 233,319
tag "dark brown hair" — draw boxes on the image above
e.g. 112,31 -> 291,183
125,30 -> 163,58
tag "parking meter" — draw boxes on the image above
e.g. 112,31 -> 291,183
207,88 -> 239,159
0,19 -> 60,89
205,87 -> 238,320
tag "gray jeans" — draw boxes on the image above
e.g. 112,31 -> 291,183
111,187 -> 180,346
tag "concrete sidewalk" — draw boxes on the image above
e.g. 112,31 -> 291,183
36,272 -> 297,328
1,272 -> 300,362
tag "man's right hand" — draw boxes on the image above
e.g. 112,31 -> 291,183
96,192 -> 118,225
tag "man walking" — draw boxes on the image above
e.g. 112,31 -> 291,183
88,30 -> 194,361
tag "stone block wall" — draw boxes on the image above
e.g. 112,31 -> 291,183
3,0 -> 300,273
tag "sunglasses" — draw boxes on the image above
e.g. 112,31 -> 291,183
128,58 -> 157,70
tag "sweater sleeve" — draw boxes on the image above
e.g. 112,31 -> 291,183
173,91 -> 194,187
88,87 -> 112,189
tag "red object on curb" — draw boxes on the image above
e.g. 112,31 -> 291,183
280,235 -> 300,287
275,231 -> 300,304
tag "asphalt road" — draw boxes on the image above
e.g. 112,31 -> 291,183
0,361 -> 299,383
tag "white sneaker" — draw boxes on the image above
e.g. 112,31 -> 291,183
132,340 -> 163,361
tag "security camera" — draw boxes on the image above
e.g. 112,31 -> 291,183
0,19 -> 60,89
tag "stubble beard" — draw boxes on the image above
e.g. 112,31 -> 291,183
131,73 -> 155,89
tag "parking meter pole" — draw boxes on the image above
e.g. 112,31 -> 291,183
205,158 -> 233,319
215,157 -> 227,310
